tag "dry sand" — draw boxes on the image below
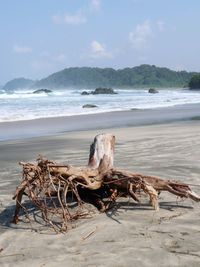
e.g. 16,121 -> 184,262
0,121 -> 200,266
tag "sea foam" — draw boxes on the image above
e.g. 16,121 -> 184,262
0,88 -> 200,122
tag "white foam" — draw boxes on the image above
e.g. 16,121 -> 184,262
1,88 -> 200,122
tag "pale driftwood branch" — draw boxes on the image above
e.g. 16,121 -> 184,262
12,133 -> 200,232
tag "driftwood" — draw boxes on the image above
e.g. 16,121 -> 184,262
12,133 -> 200,232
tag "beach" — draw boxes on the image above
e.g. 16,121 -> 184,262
0,108 -> 200,266
1,103 -> 200,141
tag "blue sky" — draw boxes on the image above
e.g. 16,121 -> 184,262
0,0 -> 200,84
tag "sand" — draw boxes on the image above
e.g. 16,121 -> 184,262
1,103 -> 200,141
0,118 -> 200,266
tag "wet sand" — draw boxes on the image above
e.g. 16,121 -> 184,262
1,103 -> 200,141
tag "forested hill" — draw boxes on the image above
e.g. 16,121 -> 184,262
3,78 -> 35,91
32,65 -> 195,89
3,65 -> 197,90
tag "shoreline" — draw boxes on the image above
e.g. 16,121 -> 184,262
1,103 -> 200,141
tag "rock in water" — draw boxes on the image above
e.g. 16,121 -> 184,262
81,87 -> 117,95
82,104 -> 98,108
33,89 -> 52,94
81,91 -> 90,95
148,88 -> 159,94
92,87 -> 117,95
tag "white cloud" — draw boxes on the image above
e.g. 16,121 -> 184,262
52,11 -> 86,25
157,20 -> 165,32
129,20 -> 152,49
13,45 -> 32,54
52,2 -> 101,26
89,40 -> 113,59
90,0 -> 101,11
91,40 -> 105,54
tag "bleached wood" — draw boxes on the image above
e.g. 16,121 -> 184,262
88,133 -> 115,169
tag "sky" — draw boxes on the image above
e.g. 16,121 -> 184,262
0,0 -> 200,84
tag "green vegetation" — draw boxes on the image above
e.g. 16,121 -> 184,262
188,74 -> 200,89
4,65 -> 198,90
3,78 -> 34,91
32,65 -> 196,89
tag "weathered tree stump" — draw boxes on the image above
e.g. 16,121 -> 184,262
12,133 -> 200,232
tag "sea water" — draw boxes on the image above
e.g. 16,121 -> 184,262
0,88 -> 200,122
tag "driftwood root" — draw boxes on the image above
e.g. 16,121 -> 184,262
12,134 -> 200,232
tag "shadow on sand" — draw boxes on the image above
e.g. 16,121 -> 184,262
0,199 -> 194,232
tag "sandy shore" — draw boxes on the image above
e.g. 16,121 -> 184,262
1,103 -> 200,141
0,119 -> 200,266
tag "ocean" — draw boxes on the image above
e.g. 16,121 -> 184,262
0,88 -> 200,122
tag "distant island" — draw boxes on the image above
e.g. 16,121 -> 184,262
3,78 -> 35,91
2,65 -> 199,91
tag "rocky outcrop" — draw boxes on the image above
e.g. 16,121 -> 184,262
92,87 -> 117,95
33,89 -> 53,94
148,88 -> 159,94
81,91 -> 90,95
82,104 -> 98,108
81,87 -> 117,95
